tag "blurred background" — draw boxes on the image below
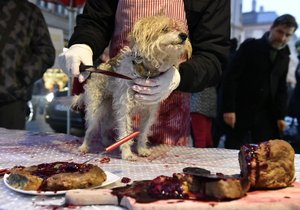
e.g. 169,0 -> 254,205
26,0 -> 300,143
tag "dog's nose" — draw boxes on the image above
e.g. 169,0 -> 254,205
178,33 -> 187,42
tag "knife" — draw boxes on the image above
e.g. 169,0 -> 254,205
82,131 -> 140,164
79,63 -> 133,82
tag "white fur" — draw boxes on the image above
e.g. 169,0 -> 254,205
76,15 -> 192,160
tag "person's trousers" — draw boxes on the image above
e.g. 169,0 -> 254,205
190,112 -> 213,148
224,111 -> 279,149
0,100 -> 27,129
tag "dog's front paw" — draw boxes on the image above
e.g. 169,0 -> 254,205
122,152 -> 138,161
78,144 -> 90,154
137,147 -> 151,157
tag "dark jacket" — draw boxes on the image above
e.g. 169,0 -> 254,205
0,0 -> 55,103
222,32 -> 290,124
288,56 -> 300,117
68,0 -> 230,92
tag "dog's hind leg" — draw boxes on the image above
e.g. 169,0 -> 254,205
136,105 -> 159,157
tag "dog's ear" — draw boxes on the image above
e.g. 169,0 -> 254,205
185,38 -> 193,59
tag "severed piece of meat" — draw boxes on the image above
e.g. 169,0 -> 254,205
239,139 -> 295,189
110,171 -> 250,202
183,167 -> 250,200
7,162 -> 107,191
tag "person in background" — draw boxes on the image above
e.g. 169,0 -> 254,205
31,78 -> 50,120
288,39 -> 300,137
0,0 -> 55,129
221,14 -> 298,149
213,38 -> 239,147
58,0 -> 230,146
190,39 -> 238,148
190,87 -> 216,148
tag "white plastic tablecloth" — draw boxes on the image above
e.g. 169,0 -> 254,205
0,128 -> 299,210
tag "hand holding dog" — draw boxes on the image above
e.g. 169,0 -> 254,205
58,44 -> 93,77
132,65 -> 180,105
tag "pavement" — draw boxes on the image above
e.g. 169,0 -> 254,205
26,112 -> 54,133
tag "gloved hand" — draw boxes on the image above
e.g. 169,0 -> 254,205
132,66 -> 180,105
223,112 -> 236,128
58,44 -> 93,77
277,119 -> 287,132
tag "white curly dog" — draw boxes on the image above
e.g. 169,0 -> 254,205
75,15 -> 192,160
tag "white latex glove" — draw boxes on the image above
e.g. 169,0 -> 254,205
132,66 -> 180,105
58,44 -> 93,77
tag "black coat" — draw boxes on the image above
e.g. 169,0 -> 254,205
288,57 -> 300,118
222,32 -> 290,126
68,0 -> 230,93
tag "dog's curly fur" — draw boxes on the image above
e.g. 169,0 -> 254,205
75,15 -> 192,160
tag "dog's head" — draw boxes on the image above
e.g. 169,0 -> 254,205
128,15 -> 192,77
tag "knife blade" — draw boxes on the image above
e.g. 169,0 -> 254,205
79,63 -> 133,81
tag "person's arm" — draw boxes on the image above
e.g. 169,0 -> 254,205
19,4 -> 55,86
275,65 -> 289,132
58,0 -> 118,76
221,39 -> 254,114
274,54 -> 289,120
68,0 -> 119,60
178,0 -> 230,92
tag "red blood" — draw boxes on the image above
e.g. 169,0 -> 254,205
121,177 -> 131,183
99,157 -> 110,164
